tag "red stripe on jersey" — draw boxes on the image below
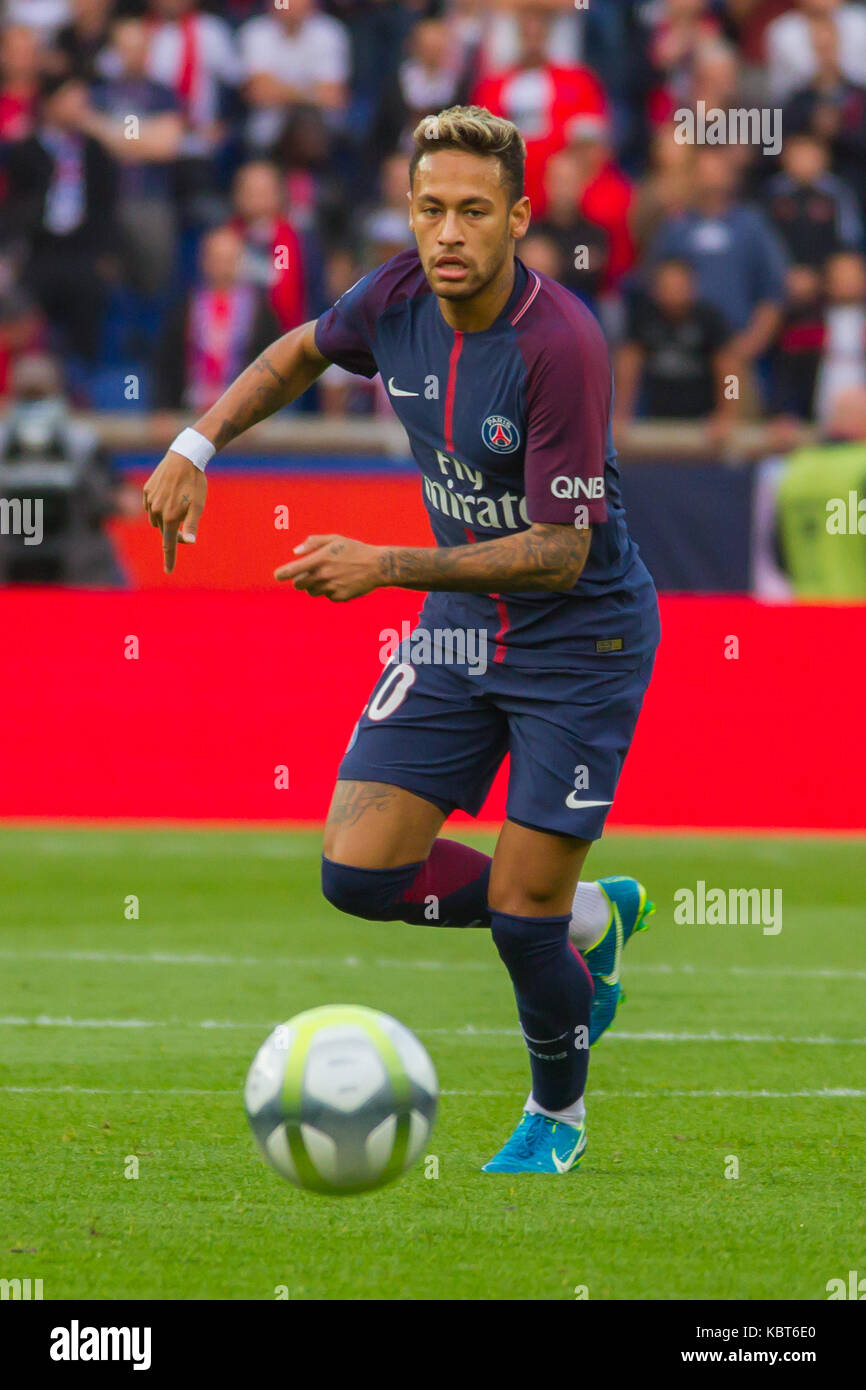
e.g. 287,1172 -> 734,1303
444,329 -> 463,454
493,595 -> 509,664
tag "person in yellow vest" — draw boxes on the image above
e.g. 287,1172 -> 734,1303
775,388 -> 866,599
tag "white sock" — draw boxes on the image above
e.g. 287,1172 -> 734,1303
569,880 -> 610,950
525,1092 -> 586,1128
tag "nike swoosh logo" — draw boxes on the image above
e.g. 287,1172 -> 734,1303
565,795 -> 613,809
387,377 -> 419,397
552,1132 -> 586,1173
598,906 -> 624,987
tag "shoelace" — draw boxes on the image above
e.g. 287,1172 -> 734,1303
503,1113 -> 547,1158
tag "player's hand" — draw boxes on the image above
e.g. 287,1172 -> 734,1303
275,534 -> 382,602
142,451 -> 207,574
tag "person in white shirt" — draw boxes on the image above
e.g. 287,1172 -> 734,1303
146,0 -> 240,158
815,249 -> 866,422
239,0 -> 350,152
766,0 -> 866,100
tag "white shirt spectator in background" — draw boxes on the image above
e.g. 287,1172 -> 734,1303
3,0 -> 69,39
815,304 -> 866,423
240,6 -> 350,151
766,1 -> 866,99
148,8 -> 240,157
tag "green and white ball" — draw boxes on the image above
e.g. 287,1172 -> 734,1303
244,1004 -> 438,1195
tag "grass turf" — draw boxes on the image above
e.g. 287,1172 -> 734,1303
0,826 -> 864,1301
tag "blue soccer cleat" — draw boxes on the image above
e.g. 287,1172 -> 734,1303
482,1111 -> 587,1174
584,876 -> 655,1046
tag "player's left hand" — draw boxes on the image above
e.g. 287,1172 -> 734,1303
275,534 -> 382,601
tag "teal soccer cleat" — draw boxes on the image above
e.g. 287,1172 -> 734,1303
584,876 -> 655,1046
482,1111 -> 587,1174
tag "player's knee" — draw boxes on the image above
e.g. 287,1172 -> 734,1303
320,856 -> 418,922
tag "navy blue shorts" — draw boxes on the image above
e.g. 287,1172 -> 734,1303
338,628 -> 656,841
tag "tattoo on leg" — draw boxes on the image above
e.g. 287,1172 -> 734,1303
328,781 -> 399,829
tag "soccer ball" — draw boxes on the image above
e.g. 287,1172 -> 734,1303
244,1004 -> 438,1195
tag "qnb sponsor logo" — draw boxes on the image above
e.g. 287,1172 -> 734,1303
673,881 -> 783,936
0,497 -> 43,545
550,475 -> 605,500
50,1321 -> 152,1371
379,621 -> 488,676
674,100 -> 782,156
0,1277 -> 43,1300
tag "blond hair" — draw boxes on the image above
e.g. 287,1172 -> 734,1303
409,105 -> 526,205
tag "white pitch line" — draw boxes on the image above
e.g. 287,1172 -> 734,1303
1,1016 -> 865,1045
2,1085 -> 865,1100
0,948 -> 863,982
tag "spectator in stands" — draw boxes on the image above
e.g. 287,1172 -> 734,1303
766,0 -> 866,99
0,259 -> 45,399
228,159 -> 306,332
784,14 -> 866,219
643,0 -> 722,127
239,0 -> 350,154
564,114 -> 635,292
4,72 -> 117,363
614,256 -> 737,440
814,248 -> 866,421
650,148 -> 788,389
472,8 -> 607,214
146,0 -> 239,217
80,17 -> 183,297
152,224 -> 279,412
372,18 -> 466,163
362,152 -> 415,266
0,23 -> 42,143
49,0 -> 114,83
631,120 -> 694,254
771,263 -> 826,420
0,351 -> 130,586
532,147 -> 609,307
2,1 -> 70,43
763,130 -> 862,268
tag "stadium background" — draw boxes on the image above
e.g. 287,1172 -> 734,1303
1,0 -> 865,832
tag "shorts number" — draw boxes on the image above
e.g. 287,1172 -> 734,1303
367,662 -> 417,722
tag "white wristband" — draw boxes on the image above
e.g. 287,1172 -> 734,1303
170,427 -> 216,473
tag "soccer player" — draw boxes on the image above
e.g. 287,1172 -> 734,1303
144,106 -> 660,1175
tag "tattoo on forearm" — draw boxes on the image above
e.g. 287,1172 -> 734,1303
211,354 -> 290,451
379,524 -> 592,594
327,781 -> 399,829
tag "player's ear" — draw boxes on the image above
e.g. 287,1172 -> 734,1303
510,195 -> 531,242
407,189 -> 414,232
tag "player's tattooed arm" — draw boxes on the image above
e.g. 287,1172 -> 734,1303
197,322 -> 330,451
378,523 -> 593,593
144,321 -> 330,573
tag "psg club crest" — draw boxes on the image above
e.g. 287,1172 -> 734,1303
482,414 -> 520,453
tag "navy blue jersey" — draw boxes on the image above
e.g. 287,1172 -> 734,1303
315,250 -> 658,668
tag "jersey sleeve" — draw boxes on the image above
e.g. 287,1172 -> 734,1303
314,268 -> 381,378
520,307 -> 611,527
314,250 -> 428,380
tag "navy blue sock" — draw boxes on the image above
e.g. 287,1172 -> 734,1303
322,844 -> 491,927
490,909 -> 593,1111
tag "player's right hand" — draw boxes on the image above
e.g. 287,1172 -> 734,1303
142,451 -> 207,575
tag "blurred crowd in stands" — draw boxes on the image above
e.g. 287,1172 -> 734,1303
1,0 -> 866,438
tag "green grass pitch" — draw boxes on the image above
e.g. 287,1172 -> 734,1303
1,826 -> 863,1301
